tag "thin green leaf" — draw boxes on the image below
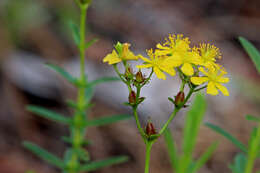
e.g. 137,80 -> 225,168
23,141 -> 64,168
229,153 -> 247,173
45,63 -> 76,84
68,21 -> 80,45
239,37 -> 260,73
79,156 -> 128,171
87,77 -> 120,88
246,115 -> 260,122
85,38 -> 98,49
205,123 -> 247,153
164,128 -> 178,171
178,94 -> 207,173
85,86 -> 95,103
27,105 -> 71,124
86,114 -> 132,127
190,142 -> 218,173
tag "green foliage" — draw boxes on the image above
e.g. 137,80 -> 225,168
239,37 -> 260,73
206,118 -> 260,173
85,38 -> 98,50
68,21 -> 80,46
86,114 -> 132,127
246,115 -> 260,122
45,64 -> 77,85
87,77 -> 120,88
229,153 -> 247,173
23,142 -> 65,169
79,156 -> 128,172
164,94 -> 217,173
27,105 -> 71,124
205,123 -> 247,153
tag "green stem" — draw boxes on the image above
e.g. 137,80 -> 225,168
144,142 -> 153,173
159,87 -> 194,136
133,106 -> 146,141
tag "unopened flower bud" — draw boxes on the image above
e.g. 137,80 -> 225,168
125,67 -> 133,79
135,70 -> 145,83
175,91 -> 185,106
128,91 -> 136,104
145,122 -> 157,136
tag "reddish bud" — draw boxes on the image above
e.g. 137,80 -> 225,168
175,91 -> 185,106
135,70 -> 145,83
125,67 -> 133,79
128,91 -> 136,104
145,122 -> 157,136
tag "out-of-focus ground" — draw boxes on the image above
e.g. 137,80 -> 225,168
0,0 -> 259,172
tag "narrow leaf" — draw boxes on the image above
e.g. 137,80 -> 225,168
164,128 -> 178,171
45,64 -> 76,84
229,153 -> 247,173
85,38 -> 98,49
239,37 -> 260,73
27,105 -> 71,124
68,21 -> 80,45
23,141 -> 64,168
86,114 -> 132,127
190,142 -> 218,173
85,86 -> 95,103
205,123 -> 247,153
79,156 -> 128,171
87,77 -> 120,88
246,115 -> 260,122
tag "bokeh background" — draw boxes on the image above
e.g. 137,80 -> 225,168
0,0 -> 259,172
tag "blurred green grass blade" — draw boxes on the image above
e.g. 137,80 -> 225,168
205,123 -> 247,153
239,37 -> 260,73
79,156 -> 128,171
27,105 -> 71,124
68,21 -> 80,45
85,86 -> 95,103
229,153 -> 247,173
179,94 -> 206,173
86,114 -> 132,127
190,142 -> 218,173
164,128 -> 178,172
245,124 -> 260,173
85,38 -> 98,49
88,77 -> 120,88
246,115 -> 260,122
45,63 -> 77,84
23,141 -> 64,169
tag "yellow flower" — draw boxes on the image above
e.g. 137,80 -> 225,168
191,65 -> 229,96
155,34 -> 190,56
103,43 -> 138,65
155,34 -> 202,76
136,49 -> 176,80
195,43 -> 221,68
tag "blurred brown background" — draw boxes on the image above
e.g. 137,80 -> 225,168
0,0 -> 260,173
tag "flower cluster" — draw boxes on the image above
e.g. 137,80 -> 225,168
103,34 -> 229,96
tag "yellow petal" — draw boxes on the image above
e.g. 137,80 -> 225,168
156,43 -> 169,50
207,82 -> 218,95
181,63 -> 194,76
217,77 -> 229,83
136,64 -> 153,69
125,51 -> 138,60
164,54 -> 182,67
154,66 -> 166,80
160,66 -> 176,76
198,67 -> 208,76
138,54 -> 152,63
215,83 -> 229,96
103,50 -> 121,65
191,77 -> 208,85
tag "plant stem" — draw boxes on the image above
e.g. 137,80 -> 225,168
68,4 -> 89,173
144,142 -> 153,173
133,106 -> 146,140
